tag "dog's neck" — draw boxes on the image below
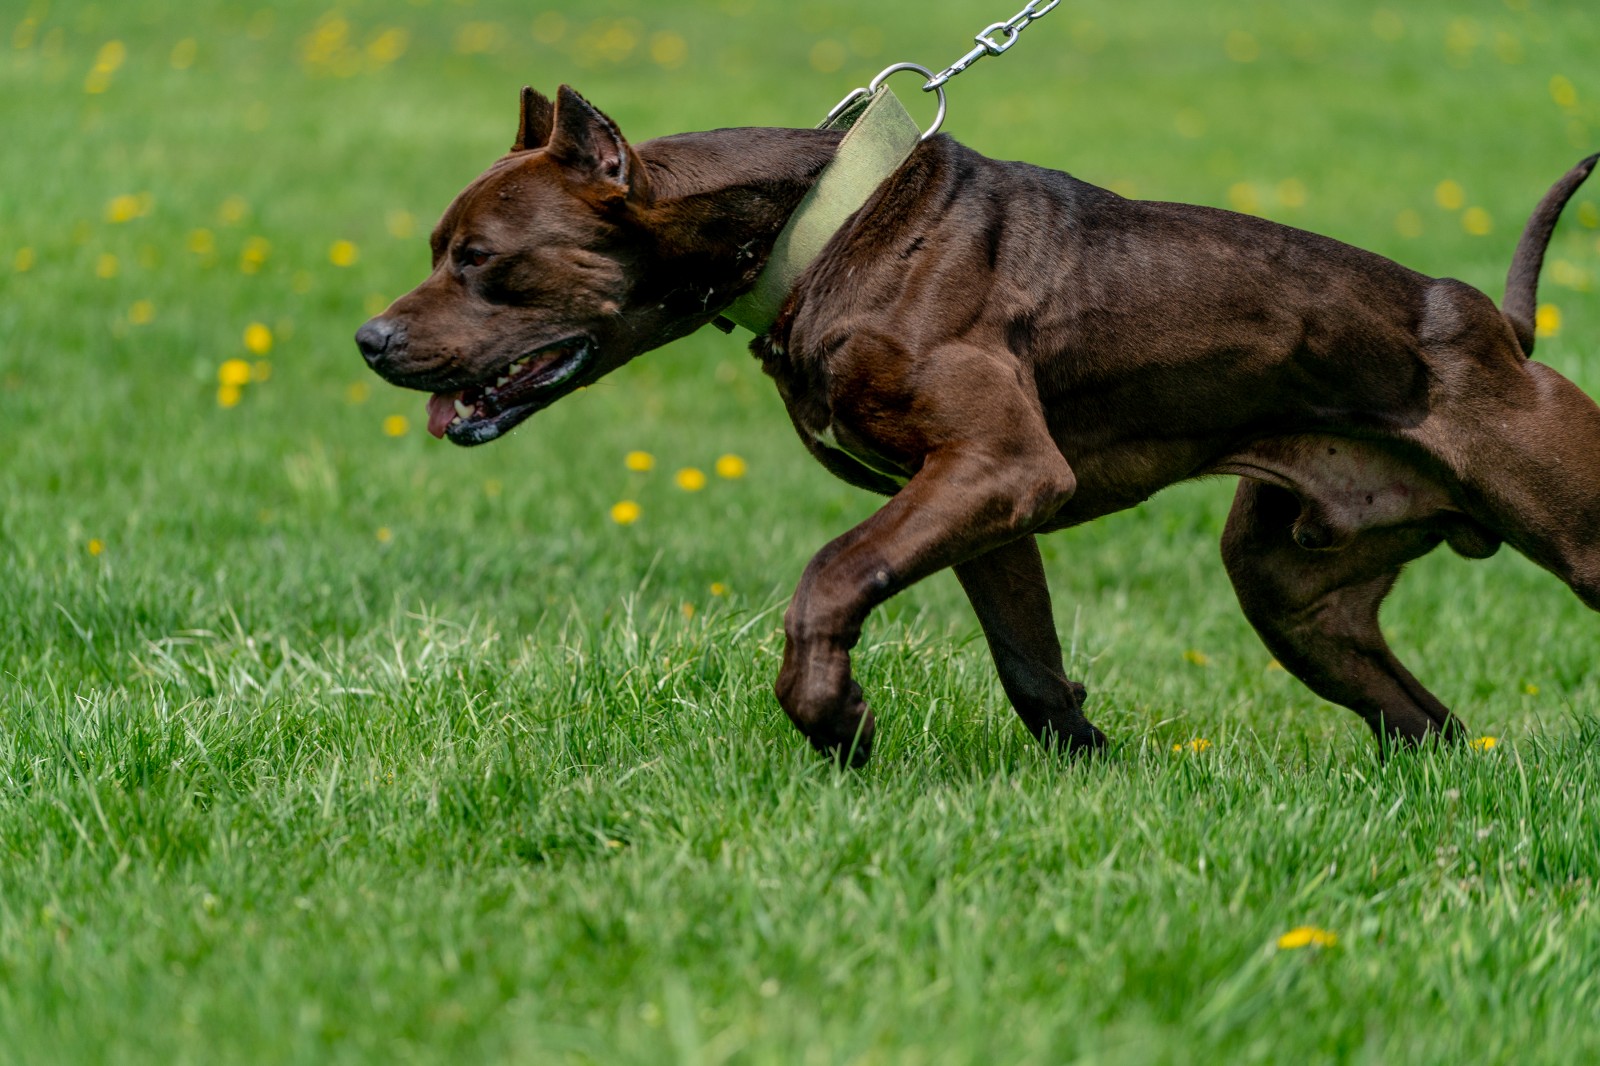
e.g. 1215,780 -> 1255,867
629,127 -> 845,328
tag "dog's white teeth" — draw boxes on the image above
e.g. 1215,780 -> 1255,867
454,399 -> 474,419
496,376 -> 511,387
512,358 -> 529,371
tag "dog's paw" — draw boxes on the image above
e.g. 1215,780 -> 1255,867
804,681 -> 876,768
1037,718 -> 1108,759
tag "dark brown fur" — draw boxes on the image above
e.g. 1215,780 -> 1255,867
359,86 -> 1598,766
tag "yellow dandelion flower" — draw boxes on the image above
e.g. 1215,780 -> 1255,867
250,361 -> 271,383
484,479 -> 503,499
710,582 -> 727,597
1535,303 -> 1561,338
610,500 -> 642,525
345,381 -> 370,404
714,453 -> 747,479
187,228 -> 215,255
650,31 -> 688,68
382,414 -> 409,437
1549,75 -> 1578,110
217,383 -> 243,408
624,450 -> 655,472
1227,183 -> 1260,214
674,467 -> 707,491
218,359 -> 251,387
376,526 -> 393,544
128,299 -> 154,325
1523,683 -> 1539,696
87,538 -> 105,557
1470,736 -> 1498,751
1462,207 -> 1493,236
1276,178 -> 1308,208
1551,259 -> 1589,291
365,28 -> 409,66
171,38 -> 198,70
1434,180 -> 1466,211
94,40 -> 126,73
106,193 -> 144,224
1172,737 -> 1212,753
1444,18 -> 1479,61
681,602 -> 696,619
14,247 -> 35,273
1277,926 -> 1338,950
218,195 -> 249,225
329,239 -> 359,267
95,252 -> 119,279
243,322 -> 272,355
239,235 -> 271,273
385,209 -> 415,239
1184,648 -> 1210,666
1266,659 -> 1285,671
809,39 -> 846,73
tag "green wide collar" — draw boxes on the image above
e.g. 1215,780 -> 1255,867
720,88 -> 923,335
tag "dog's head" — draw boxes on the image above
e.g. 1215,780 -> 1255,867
356,86 -> 683,446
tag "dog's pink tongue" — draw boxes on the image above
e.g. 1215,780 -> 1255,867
426,392 -> 461,439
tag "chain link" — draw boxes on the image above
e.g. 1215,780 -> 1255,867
822,0 -> 1060,142
922,0 -> 1061,91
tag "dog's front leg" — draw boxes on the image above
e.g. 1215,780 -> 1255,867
952,535 -> 1107,755
775,353 -> 1075,765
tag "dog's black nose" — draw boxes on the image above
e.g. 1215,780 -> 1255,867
356,317 -> 400,368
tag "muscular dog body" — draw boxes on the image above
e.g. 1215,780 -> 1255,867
358,85 -> 1598,765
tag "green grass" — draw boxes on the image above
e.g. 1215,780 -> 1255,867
3,1 -> 1600,1062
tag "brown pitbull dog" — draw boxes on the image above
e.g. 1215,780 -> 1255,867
358,85 -> 1597,766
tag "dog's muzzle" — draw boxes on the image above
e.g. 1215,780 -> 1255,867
356,316 -> 405,372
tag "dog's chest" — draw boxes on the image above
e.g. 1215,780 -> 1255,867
757,336 -> 910,487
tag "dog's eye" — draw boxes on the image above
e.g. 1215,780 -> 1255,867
460,248 -> 493,268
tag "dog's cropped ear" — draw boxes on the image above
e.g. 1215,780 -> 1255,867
512,86 -> 555,152
546,85 -> 641,203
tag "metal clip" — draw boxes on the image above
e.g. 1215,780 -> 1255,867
975,20 -> 1022,56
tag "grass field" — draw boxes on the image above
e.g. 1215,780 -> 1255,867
4,1 -> 1600,1062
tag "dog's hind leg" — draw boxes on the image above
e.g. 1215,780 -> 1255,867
1426,360 -> 1600,613
953,535 -> 1107,754
1220,479 -> 1466,745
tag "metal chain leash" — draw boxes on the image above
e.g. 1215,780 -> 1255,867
922,0 -> 1062,92
824,0 -> 1062,141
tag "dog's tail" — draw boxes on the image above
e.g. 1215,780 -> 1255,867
1503,152 -> 1597,356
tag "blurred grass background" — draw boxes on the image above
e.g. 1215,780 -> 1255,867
2,1 -> 1599,1063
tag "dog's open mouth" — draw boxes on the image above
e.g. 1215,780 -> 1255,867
426,338 -> 593,446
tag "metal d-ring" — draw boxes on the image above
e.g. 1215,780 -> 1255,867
824,61 -> 949,141
868,61 -> 948,141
